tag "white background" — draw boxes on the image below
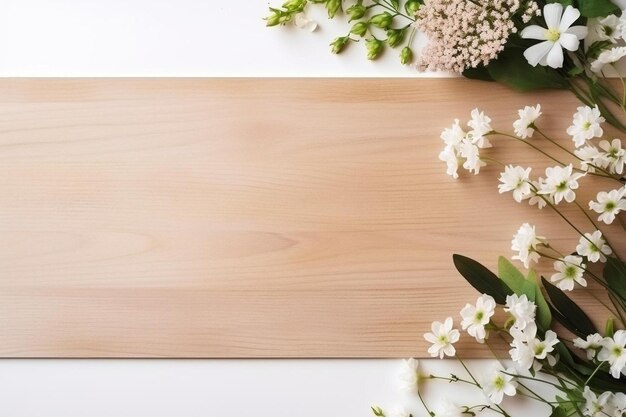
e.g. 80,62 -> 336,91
0,1 -> 547,416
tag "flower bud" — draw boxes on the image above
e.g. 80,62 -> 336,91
281,0 -> 306,11
265,9 -> 283,27
350,21 -> 369,37
329,36 -> 349,54
325,0 -> 342,18
346,3 -> 366,22
365,38 -> 384,60
400,46 -> 413,65
386,28 -> 405,48
404,0 -> 421,16
369,12 -> 393,29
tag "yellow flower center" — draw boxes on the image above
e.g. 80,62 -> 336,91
546,28 -> 561,42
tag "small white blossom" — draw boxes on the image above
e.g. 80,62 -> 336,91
513,105 -> 542,139
511,223 -> 545,268
498,166 -> 533,203
583,386 -> 613,417
459,139 -> 486,175
398,358 -> 421,393
460,294 -> 496,343
521,4 -> 588,69
598,330 -> 626,379
576,230 -> 612,263
550,255 -> 587,291
467,108 -> 493,148
505,294 -> 537,332
567,106 -> 605,147
527,180 -> 548,209
509,339 -> 536,370
576,145 -> 608,172
528,330 -> 560,360
510,326 -> 559,370
595,15 -> 621,43
573,333 -> 604,360
389,406 -> 411,417
540,164 -> 585,204
599,138 -> 626,175
424,317 -> 460,359
482,366 -> 517,405
439,146 -> 460,179
590,188 -> 626,224
611,392 -> 626,417
438,399 -> 464,417
591,47 -> 626,73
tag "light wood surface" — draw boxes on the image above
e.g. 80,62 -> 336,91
0,79 -> 622,358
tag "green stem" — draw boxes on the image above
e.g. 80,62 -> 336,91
584,361 -> 606,386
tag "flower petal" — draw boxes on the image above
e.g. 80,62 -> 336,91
559,32 -> 580,51
565,25 -> 588,40
544,3 -> 563,29
546,42 -> 564,68
559,5 -> 580,32
521,25 -> 548,40
524,41 -> 553,67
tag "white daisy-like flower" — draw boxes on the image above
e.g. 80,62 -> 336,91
509,339 -> 536,370
595,15 -> 621,43
521,4 -> 588,69
511,223 -> 545,268
599,138 -> 626,175
459,139 -> 486,175
424,317 -> 460,359
398,358 -> 421,393
576,230 -> 612,263
513,105 -> 542,139
460,294 -> 496,343
509,325 -> 559,369
441,119 -> 466,149
550,255 -> 587,291
598,330 -> 626,379
467,108 -> 493,149
590,188 -> 626,224
573,333 -> 604,360
439,146 -> 461,179
505,294 -> 537,332
591,47 -> 626,73
612,392 -> 626,417
583,387 -> 613,417
498,166 -> 533,203
567,106 -> 605,148
528,330 -> 560,360
527,180 -> 548,209
438,399 -> 464,417
540,164 -> 585,204
482,366 -> 517,405
388,406 -> 411,417
576,145 -> 608,173
293,12 -> 317,32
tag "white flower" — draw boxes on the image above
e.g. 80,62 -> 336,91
511,223 -> 545,268
521,4 -> 588,69
540,164 -> 585,204
576,145 -> 608,172
583,386 -> 613,417
510,326 -> 559,369
590,188 -> 626,224
441,119 -> 466,149
595,15 -> 621,43
576,230 -> 612,263
459,139 -> 486,175
550,255 -> 587,291
293,12 -> 317,32
505,294 -> 536,332
509,339 -> 536,370
598,330 -> 626,379
498,166 -> 533,203
467,108 -> 493,148
482,366 -> 517,405
513,104 -> 542,139
389,406 -> 411,417
612,392 -> 626,417
424,317 -> 460,359
460,294 -> 496,343
573,333 -> 604,360
438,399 -> 464,417
567,106 -> 605,147
398,358 -> 421,393
439,146 -> 460,179
527,180 -> 548,209
599,138 -> 626,175
528,330 -> 560,360
591,47 -> 626,73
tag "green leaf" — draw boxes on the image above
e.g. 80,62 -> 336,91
529,270 -> 552,331
604,257 -> 626,303
605,318 -> 615,337
486,48 -> 569,91
576,0 -> 618,17
389,0 -> 399,9
462,66 -> 494,82
453,254 -> 513,305
550,406 -> 568,417
498,257 -> 527,294
542,277 -> 597,337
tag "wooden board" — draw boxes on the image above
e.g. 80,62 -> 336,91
0,79 -> 621,358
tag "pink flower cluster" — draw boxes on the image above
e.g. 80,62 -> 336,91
416,0 -> 540,73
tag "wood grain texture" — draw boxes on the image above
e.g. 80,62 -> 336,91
0,79 -> 622,358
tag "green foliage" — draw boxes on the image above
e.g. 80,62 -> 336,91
350,21 -> 369,37
400,46 -> 413,65
386,28 -> 406,48
325,0 -> 342,18
329,36 -> 350,54
604,258 -> 626,303
452,255 -> 513,305
369,12 -> 394,29
346,2 -> 366,22
541,277 -> 598,337
365,38 -> 384,60
576,0 -> 619,18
